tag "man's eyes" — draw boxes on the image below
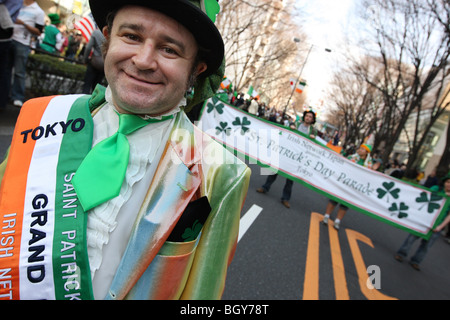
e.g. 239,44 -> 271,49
123,33 -> 141,42
121,37 -> 181,56
162,46 -> 180,56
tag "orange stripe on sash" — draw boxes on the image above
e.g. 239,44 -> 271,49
0,96 -> 55,300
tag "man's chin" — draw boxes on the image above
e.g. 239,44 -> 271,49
111,87 -> 184,115
115,98 -> 175,116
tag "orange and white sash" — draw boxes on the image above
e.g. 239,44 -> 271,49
0,94 -> 94,300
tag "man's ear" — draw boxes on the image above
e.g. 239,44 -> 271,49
196,62 -> 208,77
102,26 -> 109,38
101,26 -> 110,57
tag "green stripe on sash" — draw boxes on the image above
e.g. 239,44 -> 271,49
53,96 -> 94,300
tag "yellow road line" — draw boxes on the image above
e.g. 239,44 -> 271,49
302,212 -> 321,300
328,221 -> 350,300
346,229 -> 398,300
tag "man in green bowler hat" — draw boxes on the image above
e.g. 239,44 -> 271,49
0,0 -> 250,300
39,13 -> 63,54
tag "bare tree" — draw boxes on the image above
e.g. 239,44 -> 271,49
348,0 -> 450,170
216,0 -> 307,107
326,59 -> 381,148
426,0 -> 450,177
434,81 -> 450,177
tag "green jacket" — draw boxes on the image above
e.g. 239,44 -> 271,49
40,24 -> 60,53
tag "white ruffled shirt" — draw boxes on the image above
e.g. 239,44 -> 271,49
86,86 -> 182,299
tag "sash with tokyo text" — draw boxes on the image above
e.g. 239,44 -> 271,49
0,94 -> 94,300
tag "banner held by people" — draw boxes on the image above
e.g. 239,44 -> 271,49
198,96 -> 449,240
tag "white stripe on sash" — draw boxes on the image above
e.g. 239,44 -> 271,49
19,95 -> 83,299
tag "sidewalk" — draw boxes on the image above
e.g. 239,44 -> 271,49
0,102 -> 20,136
0,102 -> 20,160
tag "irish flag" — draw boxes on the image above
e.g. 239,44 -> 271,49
290,79 -> 307,94
247,86 -> 259,99
220,76 -> 232,90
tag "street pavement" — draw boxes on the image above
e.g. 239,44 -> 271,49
0,103 -> 19,160
1,105 -> 449,301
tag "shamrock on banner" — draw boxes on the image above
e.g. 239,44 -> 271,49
199,96 -> 450,240
206,96 -> 252,135
377,181 -> 401,202
416,192 -> 444,214
232,116 -> 252,134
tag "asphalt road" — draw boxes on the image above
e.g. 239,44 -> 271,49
0,104 -> 19,160
1,104 -> 449,301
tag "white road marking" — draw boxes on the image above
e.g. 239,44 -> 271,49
238,204 -> 263,242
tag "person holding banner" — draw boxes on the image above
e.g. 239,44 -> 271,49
291,110 -> 318,138
394,175 -> 450,271
322,143 -> 373,230
0,0 -> 251,300
257,110 -> 317,208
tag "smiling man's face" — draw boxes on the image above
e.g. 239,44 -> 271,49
102,5 -> 207,116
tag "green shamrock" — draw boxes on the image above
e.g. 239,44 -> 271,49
182,220 -> 203,242
206,96 -> 224,114
232,116 -> 251,134
415,191 -> 443,214
388,202 -> 409,219
376,181 -> 400,202
215,121 -> 231,135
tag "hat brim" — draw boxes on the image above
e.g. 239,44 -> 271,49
89,0 -> 224,76
360,145 -> 372,153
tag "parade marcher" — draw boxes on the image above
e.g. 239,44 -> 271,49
394,175 -> 450,271
248,97 -> 259,115
256,110 -> 317,208
322,143 -> 373,230
291,110 -> 318,139
422,169 -> 439,189
0,0 -> 250,300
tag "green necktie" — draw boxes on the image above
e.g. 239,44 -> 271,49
73,112 -> 173,211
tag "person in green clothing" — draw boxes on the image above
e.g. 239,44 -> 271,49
39,13 -> 63,54
394,175 -> 450,271
322,143 -> 374,230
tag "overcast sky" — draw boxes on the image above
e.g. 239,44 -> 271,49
292,0 -> 357,112
300,0 -> 355,49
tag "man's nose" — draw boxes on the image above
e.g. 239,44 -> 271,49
132,41 -> 158,70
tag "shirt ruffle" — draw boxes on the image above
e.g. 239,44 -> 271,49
86,86 -> 180,278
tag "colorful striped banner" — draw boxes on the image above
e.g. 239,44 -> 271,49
0,95 -> 94,300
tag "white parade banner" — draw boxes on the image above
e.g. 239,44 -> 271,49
198,96 -> 449,239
